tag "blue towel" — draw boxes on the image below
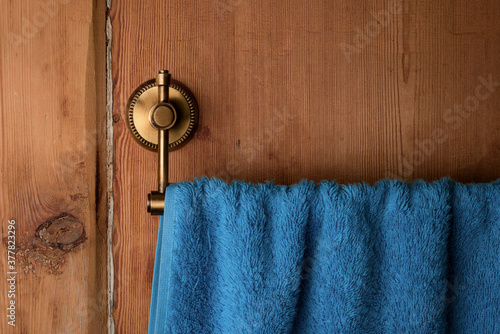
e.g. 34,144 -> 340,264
148,178 -> 500,333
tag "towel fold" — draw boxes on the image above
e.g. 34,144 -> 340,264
148,178 -> 500,333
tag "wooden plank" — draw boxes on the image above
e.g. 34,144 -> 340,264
0,0 -> 107,332
111,0 -> 500,331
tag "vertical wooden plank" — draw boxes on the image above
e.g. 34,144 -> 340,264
0,0 -> 107,332
111,0 -> 500,332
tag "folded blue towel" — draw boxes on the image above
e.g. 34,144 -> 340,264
148,178 -> 500,333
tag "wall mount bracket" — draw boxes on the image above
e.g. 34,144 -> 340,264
126,70 -> 199,215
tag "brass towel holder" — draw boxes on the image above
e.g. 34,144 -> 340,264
126,70 -> 199,215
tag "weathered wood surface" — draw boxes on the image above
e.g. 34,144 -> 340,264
111,0 -> 500,332
0,0 -> 107,332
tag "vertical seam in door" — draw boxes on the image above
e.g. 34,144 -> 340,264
106,0 -> 115,332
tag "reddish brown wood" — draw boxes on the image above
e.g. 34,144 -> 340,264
0,0 -> 107,332
111,0 -> 500,332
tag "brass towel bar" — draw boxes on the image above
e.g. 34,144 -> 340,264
126,70 -> 199,215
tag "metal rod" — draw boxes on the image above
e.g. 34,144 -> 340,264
156,70 -> 171,194
147,69 -> 176,215
158,129 -> 168,194
157,70 -> 170,104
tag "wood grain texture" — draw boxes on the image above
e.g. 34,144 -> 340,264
111,0 -> 500,331
0,0 -> 107,332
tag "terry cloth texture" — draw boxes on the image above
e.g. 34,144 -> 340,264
148,178 -> 500,333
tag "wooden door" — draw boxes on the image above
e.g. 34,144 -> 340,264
2,0 -> 500,333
